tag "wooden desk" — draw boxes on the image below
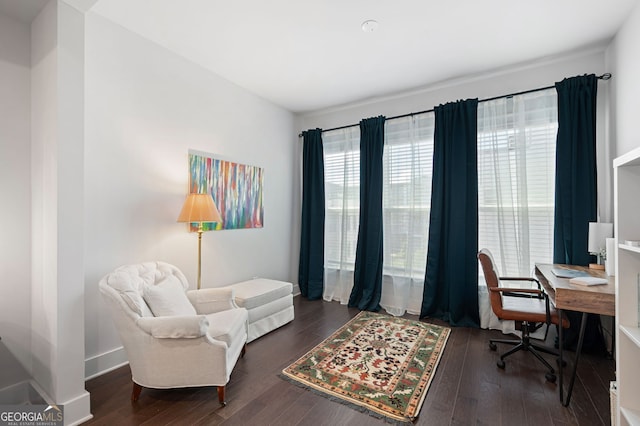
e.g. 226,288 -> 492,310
534,264 -> 615,406
534,264 -> 615,316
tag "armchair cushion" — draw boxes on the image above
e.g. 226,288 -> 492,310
137,315 -> 209,339
187,287 -> 237,314
205,308 -> 248,346
143,275 -> 196,317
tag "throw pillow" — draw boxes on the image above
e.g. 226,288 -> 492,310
143,275 -> 196,317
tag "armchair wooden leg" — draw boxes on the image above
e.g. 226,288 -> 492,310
131,382 -> 142,402
217,385 -> 226,406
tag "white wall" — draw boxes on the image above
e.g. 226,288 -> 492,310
83,12 -> 297,374
607,2 -> 640,156
0,11 -> 32,367
297,48 -> 613,222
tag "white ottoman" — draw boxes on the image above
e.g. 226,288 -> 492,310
229,278 -> 294,343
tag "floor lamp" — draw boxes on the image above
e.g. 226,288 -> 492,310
177,193 -> 222,289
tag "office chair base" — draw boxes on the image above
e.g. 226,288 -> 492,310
489,324 -> 558,382
489,338 -> 520,352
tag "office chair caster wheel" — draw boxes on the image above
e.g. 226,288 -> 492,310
497,359 -> 505,369
545,372 -> 557,383
489,342 -> 497,351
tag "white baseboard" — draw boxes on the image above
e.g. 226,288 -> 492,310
84,346 -> 128,381
59,390 -> 92,426
292,283 -> 300,296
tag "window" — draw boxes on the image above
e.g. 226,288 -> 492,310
320,88 -> 557,311
383,114 -> 434,280
322,115 -> 434,315
477,89 -> 558,276
323,128 -> 360,272
322,127 -> 360,305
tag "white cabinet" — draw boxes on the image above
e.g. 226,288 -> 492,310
614,147 -> 640,425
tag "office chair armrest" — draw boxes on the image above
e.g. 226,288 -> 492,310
499,276 -> 542,290
490,287 -> 552,323
489,287 -> 544,299
489,287 -> 542,294
499,277 -> 538,282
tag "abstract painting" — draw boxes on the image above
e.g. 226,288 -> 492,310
188,150 -> 263,231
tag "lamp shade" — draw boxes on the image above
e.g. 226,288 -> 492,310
177,193 -> 222,223
588,222 -> 613,253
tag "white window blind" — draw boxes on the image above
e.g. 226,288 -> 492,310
477,89 -> 557,277
323,127 -> 360,304
323,127 -> 360,270
382,114 -> 434,280
381,114 -> 434,315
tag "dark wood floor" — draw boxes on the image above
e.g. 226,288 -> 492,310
85,296 -> 614,425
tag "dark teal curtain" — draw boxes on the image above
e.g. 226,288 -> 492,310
421,99 -> 479,327
298,129 -> 325,300
553,75 -> 598,266
349,116 -> 385,311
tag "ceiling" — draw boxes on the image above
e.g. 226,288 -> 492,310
2,1 -> 638,113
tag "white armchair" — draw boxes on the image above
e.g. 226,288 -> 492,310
98,261 -> 248,405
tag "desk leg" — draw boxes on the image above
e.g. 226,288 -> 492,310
558,309 -> 564,404
562,311 -> 588,407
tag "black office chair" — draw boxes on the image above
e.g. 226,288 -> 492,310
478,248 -> 570,382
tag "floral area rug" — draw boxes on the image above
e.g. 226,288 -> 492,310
281,311 -> 450,423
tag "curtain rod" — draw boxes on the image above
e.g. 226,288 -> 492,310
298,73 -> 612,137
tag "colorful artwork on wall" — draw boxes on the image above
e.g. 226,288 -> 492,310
188,150 -> 263,231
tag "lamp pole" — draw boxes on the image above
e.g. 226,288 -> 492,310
197,222 -> 204,289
